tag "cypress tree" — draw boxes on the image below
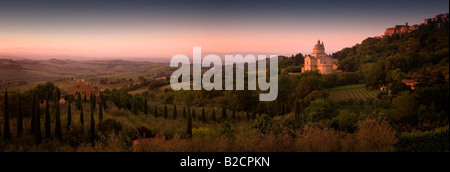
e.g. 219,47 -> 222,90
183,106 -> 186,119
54,93 -> 62,141
80,98 -> 84,126
294,100 -> 299,122
173,105 -> 177,119
187,107 -> 190,121
186,107 -> 192,139
101,93 -> 107,110
212,108 -> 216,122
299,99 -> 305,115
252,108 -> 256,120
45,93 -> 51,139
83,92 -> 87,102
89,92 -> 94,108
246,111 -> 250,121
192,109 -> 196,120
154,105 -> 157,118
35,95 -> 42,145
144,96 -> 148,115
77,92 -> 82,110
99,100 -> 103,122
90,93 -> 95,146
201,108 -> 206,123
17,93 -> 23,137
67,97 -> 72,130
91,92 -> 96,110
3,89 -> 10,140
164,105 -> 168,119
133,98 -> 138,115
31,93 -> 36,134
232,109 -> 236,120
221,107 -> 227,122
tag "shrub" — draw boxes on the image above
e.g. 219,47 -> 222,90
135,127 -> 155,139
336,109 -> 358,132
193,127 -> 215,138
303,90 -> 329,105
273,113 -> 301,135
353,118 -> 397,152
301,99 -> 336,122
391,91 -> 418,125
397,126 -> 449,152
219,122 -> 235,137
295,124 -> 341,152
98,118 -> 123,135
252,114 -> 273,133
65,125 -> 87,147
109,108 -> 133,117
148,79 -> 169,90
377,91 -> 387,99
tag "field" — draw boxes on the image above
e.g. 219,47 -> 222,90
0,59 -> 178,93
328,84 -> 380,102
0,58 -> 166,82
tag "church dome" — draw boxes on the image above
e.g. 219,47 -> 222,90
313,40 -> 325,50
312,40 -> 326,55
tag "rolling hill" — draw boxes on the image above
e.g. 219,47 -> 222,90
0,58 -> 166,82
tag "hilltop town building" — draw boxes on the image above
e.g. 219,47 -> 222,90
401,79 -> 419,90
302,40 -> 334,75
424,13 -> 449,25
384,22 -> 419,37
384,13 -> 449,37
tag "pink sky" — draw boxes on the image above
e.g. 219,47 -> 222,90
0,28 -> 381,59
1,0 -> 447,60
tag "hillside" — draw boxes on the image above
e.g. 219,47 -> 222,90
328,17 -> 449,118
332,19 -> 449,87
0,58 -> 166,81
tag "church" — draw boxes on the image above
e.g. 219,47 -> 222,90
301,40 -> 334,75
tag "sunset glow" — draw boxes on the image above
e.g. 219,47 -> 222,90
0,0 -> 448,59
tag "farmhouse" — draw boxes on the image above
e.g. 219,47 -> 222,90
59,98 -> 66,110
401,79 -> 419,90
67,82 -> 99,97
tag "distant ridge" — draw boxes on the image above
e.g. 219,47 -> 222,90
0,58 -> 165,82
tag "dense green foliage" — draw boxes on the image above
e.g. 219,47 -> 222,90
186,107 -> 192,139
3,90 -> 10,140
397,126 -> 449,152
333,21 -> 449,97
67,98 -> 72,130
54,93 -> 62,141
329,21 -> 449,132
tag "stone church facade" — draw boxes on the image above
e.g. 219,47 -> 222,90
302,40 -> 334,75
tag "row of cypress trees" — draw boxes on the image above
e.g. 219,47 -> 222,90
2,88 -> 263,143
1,89 -> 102,146
145,102 -> 257,123
184,107 -> 257,140
137,93 -> 259,123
